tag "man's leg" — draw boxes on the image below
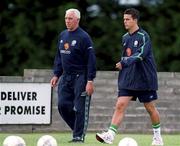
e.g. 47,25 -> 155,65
71,74 -> 90,142
72,93 -> 90,142
144,101 -> 163,146
96,96 -> 132,144
58,75 -> 75,130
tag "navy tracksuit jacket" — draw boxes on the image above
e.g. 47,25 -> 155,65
53,27 -> 96,141
118,28 -> 158,91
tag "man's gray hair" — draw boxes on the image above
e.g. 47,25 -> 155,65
66,8 -> 81,19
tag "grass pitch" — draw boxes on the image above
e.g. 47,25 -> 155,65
0,132 -> 179,146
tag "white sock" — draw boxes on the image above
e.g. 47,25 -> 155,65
108,129 -> 116,137
153,127 -> 161,137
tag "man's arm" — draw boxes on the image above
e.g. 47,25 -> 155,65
84,36 -> 96,95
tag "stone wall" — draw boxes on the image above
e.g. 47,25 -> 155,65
0,69 -> 180,134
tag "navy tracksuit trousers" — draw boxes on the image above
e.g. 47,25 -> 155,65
57,72 -> 91,141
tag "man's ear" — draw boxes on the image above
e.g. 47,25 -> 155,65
134,18 -> 138,23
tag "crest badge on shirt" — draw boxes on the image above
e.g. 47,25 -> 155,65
134,40 -> 138,47
71,40 -> 77,46
64,43 -> 69,50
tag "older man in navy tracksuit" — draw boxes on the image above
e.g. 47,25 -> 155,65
96,8 -> 163,146
50,8 -> 96,143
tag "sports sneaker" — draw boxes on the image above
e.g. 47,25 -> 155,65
152,136 -> 164,146
96,131 -> 114,144
68,137 -> 84,143
68,139 -> 84,143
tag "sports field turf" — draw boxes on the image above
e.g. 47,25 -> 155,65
0,132 -> 179,146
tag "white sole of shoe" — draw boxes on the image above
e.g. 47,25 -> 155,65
96,133 -> 112,144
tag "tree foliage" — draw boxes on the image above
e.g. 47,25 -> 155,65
0,0 -> 179,75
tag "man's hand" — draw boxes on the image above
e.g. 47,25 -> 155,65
50,76 -> 59,87
115,62 -> 122,70
86,81 -> 94,96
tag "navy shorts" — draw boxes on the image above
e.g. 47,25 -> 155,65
118,89 -> 158,103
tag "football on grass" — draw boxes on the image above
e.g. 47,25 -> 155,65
37,135 -> 57,146
118,137 -> 138,146
3,135 -> 26,146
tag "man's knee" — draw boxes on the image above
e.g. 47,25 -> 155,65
115,101 -> 126,112
144,102 -> 158,115
115,97 -> 131,111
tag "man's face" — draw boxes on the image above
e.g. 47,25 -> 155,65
65,12 -> 79,31
123,14 -> 137,30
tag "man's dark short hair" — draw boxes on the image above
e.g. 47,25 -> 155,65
124,8 -> 140,20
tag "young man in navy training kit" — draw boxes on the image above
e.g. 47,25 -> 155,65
50,8 -> 96,143
96,8 -> 163,146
